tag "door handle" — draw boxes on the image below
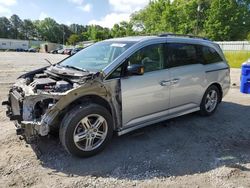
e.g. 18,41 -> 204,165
160,80 -> 171,86
171,78 -> 180,84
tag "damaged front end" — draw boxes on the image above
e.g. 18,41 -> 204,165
2,65 -> 101,142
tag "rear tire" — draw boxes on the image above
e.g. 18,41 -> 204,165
59,104 -> 113,157
199,85 -> 220,116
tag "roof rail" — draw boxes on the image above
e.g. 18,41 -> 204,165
158,33 -> 209,40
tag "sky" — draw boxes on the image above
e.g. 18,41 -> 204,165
0,0 -> 149,28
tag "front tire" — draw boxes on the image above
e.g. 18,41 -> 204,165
59,104 -> 113,157
199,85 -> 220,116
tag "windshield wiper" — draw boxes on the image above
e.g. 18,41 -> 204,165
62,65 -> 89,72
44,58 -> 53,66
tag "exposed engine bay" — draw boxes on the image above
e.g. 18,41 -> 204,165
3,64 -> 101,141
30,74 -> 72,92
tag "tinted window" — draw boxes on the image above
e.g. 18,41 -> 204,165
107,44 -> 165,79
128,44 -> 165,72
166,43 -> 199,67
201,46 -> 223,64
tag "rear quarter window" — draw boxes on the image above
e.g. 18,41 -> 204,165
201,46 -> 223,64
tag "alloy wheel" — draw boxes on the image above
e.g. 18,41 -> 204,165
205,90 -> 218,112
73,114 -> 108,151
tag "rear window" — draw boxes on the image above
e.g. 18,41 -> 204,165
201,46 -> 223,64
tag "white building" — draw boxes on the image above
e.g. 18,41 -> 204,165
0,38 -> 29,50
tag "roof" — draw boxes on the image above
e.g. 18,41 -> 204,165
105,34 -> 213,44
106,36 -> 158,42
0,38 -> 29,43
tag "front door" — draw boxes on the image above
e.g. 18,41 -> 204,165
120,43 -> 171,127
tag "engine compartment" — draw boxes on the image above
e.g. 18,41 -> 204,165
29,73 -> 73,93
8,65 -> 98,125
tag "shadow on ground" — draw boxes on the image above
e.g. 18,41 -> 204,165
34,101 -> 250,180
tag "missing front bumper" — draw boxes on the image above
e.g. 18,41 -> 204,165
14,121 -> 47,143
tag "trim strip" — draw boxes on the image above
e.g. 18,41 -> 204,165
117,107 -> 200,136
205,67 -> 229,73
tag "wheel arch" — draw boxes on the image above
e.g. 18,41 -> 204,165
56,94 -> 118,131
62,94 -> 112,114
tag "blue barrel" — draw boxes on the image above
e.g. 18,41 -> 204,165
240,60 -> 250,94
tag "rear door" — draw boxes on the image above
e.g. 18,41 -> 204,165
166,43 -> 206,115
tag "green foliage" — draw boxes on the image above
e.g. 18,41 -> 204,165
87,25 -> 111,41
0,0 -> 250,43
131,0 -> 250,40
68,34 -> 80,45
0,17 -> 12,38
205,0 -> 250,40
224,51 -> 250,68
9,14 -> 23,39
248,33 -> 250,41
21,19 -> 35,40
36,18 -> 63,43
111,21 -> 135,37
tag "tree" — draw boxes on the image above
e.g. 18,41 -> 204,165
248,32 -> 250,41
36,18 -> 63,43
69,24 -> 87,35
0,17 -> 12,38
21,19 -> 35,40
60,24 -> 73,45
9,14 -> 23,39
205,0 -> 250,40
131,0 -> 250,40
81,31 -> 89,41
1,1 -> 249,43
68,34 -> 80,45
131,0 -> 170,34
87,25 -> 111,41
111,24 -> 125,37
111,21 -> 135,37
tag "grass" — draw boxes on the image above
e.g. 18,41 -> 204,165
224,51 -> 250,68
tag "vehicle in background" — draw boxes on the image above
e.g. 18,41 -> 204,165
28,48 -> 37,53
70,47 -> 83,56
57,48 -> 65,54
63,48 -> 73,55
16,48 -> 25,52
50,48 -> 63,54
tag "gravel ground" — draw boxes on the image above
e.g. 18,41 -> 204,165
0,52 -> 250,188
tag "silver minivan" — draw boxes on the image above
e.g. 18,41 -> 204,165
3,34 -> 230,157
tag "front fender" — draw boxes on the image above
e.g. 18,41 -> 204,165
41,80 -> 108,126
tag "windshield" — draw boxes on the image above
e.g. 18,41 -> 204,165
60,41 -> 135,72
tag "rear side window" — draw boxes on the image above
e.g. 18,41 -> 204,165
201,46 -> 223,64
166,43 -> 199,67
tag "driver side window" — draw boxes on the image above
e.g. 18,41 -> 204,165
107,43 -> 165,79
128,44 -> 165,73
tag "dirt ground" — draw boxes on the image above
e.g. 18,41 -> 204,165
0,52 -> 250,188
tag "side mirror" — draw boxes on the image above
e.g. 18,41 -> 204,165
127,64 -> 144,75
